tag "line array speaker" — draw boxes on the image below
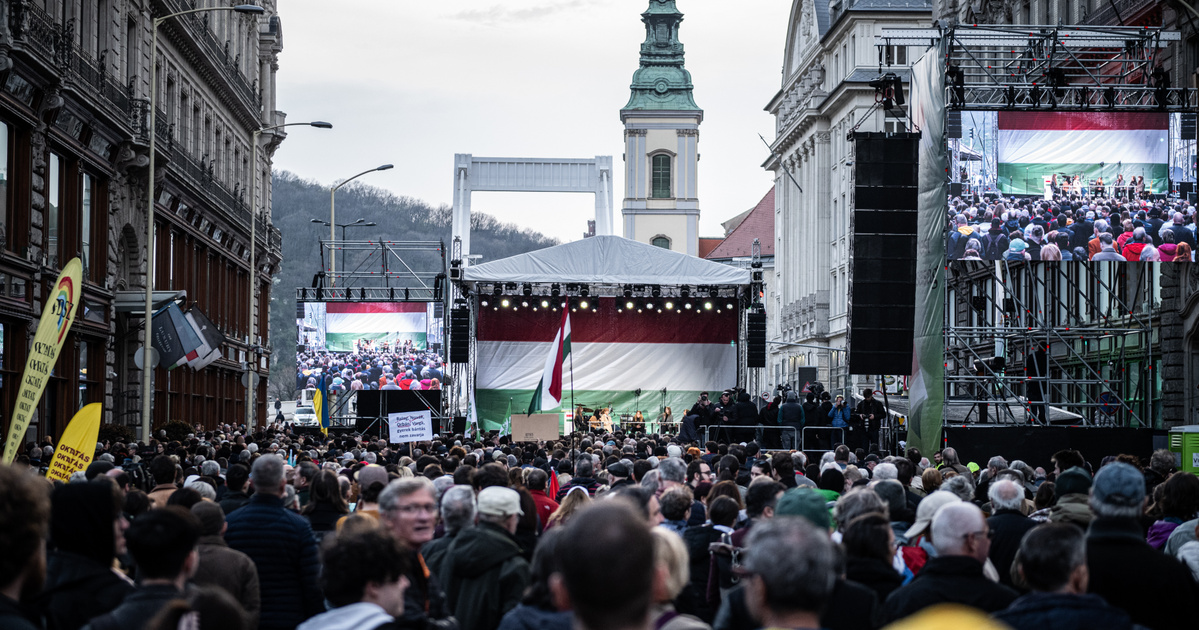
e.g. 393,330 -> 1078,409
946,110 -> 962,139
1182,113 -> 1197,141
449,307 -> 471,363
747,311 -> 766,368
849,132 -> 919,376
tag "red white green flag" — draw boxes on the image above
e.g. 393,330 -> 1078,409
527,309 -> 571,414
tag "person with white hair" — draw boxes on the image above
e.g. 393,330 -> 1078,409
985,479 -> 1037,589
884,502 -> 1017,622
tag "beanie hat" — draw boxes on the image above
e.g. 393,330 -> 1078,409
775,488 -> 831,530
1054,466 -> 1092,499
1092,461 -> 1145,509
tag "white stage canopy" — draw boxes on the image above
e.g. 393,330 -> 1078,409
461,235 -> 751,286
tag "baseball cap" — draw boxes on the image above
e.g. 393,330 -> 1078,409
477,486 -> 524,517
1009,240 -> 1027,252
903,490 -> 962,540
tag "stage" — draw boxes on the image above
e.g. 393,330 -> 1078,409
941,424 -> 1168,471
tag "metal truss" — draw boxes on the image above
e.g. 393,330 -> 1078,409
315,239 -> 446,296
944,261 -> 1157,428
877,24 -> 1197,112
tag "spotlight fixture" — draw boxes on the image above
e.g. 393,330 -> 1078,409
550,284 -> 561,297
665,301 -> 674,310
579,285 -> 590,298
481,297 -> 490,307
708,287 -> 720,299
680,285 -> 691,299
623,284 -> 633,299
703,301 -> 713,310
521,299 -> 530,308
501,298 -> 511,308
625,300 -> 635,311
684,301 -> 693,310
522,283 -> 533,297
726,301 -> 736,310
651,285 -> 662,298
492,284 -> 502,297
540,299 -> 550,308
505,282 -> 518,292
645,300 -> 655,310
579,299 -> 590,310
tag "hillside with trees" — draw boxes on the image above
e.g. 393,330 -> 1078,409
268,171 -> 558,398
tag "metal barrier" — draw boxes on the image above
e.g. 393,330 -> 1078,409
801,427 -> 846,452
702,425 -> 800,451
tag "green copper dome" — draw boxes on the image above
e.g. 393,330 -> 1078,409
623,0 -> 701,111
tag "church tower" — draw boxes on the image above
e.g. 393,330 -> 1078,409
621,0 -> 703,256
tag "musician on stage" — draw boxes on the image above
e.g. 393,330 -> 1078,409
1115,173 -> 1126,198
1094,177 -> 1105,197
1135,175 -> 1147,199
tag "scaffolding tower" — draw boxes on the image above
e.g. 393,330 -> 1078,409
944,261 -> 1158,428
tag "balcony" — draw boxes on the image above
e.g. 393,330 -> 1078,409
157,0 -> 261,122
1084,0 -> 1158,26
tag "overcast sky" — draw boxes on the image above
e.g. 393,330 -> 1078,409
272,0 -> 792,246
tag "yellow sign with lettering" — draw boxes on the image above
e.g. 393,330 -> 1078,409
46,403 -> 102,481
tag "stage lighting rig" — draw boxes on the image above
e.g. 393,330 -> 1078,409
680,285 -> 691,299
870,72 -> 905,110
550,284 -> 561,297
522,283 -> 533,297
579,284 -> 590,298
492,284 -> 502,297
623,284 -> 634,299
651,285 -> 662,298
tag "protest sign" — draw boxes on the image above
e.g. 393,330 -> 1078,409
512,414 -> 561,442
387,410 -> 433,443
46,403 -> 102,482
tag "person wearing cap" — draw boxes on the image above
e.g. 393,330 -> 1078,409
606,461 -> 634,491
1085,462 -> 1198,630
190,501 -> 261,627
338,464 -> 390,529
898,490 -> 962,576
440,487 -> 530,630
883,502 -> 1017,623
1004,237 -> 1031,261
1048,466 -> 1094,527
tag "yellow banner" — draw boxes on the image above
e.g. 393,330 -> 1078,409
3,258 -> 83,463
46,403 -> 102,482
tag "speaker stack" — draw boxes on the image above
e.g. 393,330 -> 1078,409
747,311 -> 766,368
849,132 -> 919,376
449,306 -> 471,363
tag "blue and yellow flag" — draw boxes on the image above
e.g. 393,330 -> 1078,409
315,373 -> 330,436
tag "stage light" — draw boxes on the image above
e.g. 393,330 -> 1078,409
665,301 -> 674,310
580,285 -> 590,297
726,301 -> 736,310
708,287 -> 719,299
492,284 -> 502,297
645,300 -> 655,310
704,301 -> 713,310
623,284 -> 633,299
536,299 -> 546,308
651,285 -> 662,298
551,284 -> 561,297
684,302 -> 693,310
680,285 -> 691,299
521,299 -> 529,308
523,283 -> 533,297
579,299 -> 590,310
625,300 -> 635,310
505,282 -> 517,292
501,298 -> 511,308
481,298 -> 490,307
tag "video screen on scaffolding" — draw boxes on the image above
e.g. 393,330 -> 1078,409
296,302 -> 445,398
947,111 -> 1194,263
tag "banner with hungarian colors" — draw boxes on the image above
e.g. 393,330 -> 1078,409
996,112 -> 1168,196
324,302 -> 427,352
475,298 -> 738,432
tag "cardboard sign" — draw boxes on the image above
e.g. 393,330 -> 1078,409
387,410 -> 433,443
511,414 -> 561,442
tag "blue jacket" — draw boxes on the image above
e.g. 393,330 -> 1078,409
992,592 -> 1133,630
225,493 -> 324,630
828,404 -> 851,428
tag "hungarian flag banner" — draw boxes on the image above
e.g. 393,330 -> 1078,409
527,309 -> 571,415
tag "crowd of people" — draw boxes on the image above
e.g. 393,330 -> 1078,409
3,421 -> 1198,630
296,349 -> 445,394
946,192 -> 1197,261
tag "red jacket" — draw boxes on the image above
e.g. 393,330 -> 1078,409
529,489 -> 559,532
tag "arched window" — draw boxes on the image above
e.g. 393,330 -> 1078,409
652,235 -> 671,249
651,154 -> 672,198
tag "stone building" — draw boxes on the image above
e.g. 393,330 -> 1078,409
764,0 -> 933,393
0,0 -> 285,443
621,0 -> 702,257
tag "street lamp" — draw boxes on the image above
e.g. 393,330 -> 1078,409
245,121 -> 332,431
330,165 -> 393,286
142,4 -> 266,443
311,218 -> 377,282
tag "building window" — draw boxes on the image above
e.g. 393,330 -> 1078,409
0,122 -> 8,251
651,236 -> 671,249
48,153 -> 61,268
885,46 -> 907,66
81,174 -> 92,278
651,154 -> 672,198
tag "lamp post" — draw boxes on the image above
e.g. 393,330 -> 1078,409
246,121 -> 332,431
311,218 -> 377,283
330,165 -> 393,286
142,4 -> 266,443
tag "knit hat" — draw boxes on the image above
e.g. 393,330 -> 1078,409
1054,466 -> 1092,499
1092,461 -> 1145,509
775,488 -> 831,530
191,501 -> 226,537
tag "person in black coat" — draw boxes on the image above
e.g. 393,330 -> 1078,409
995,523 -> 1137,630
854,389 -> 886,452
38,481 -> 135,630
224,456 -> 324,630
1085,462 -> 1198,630
777,391 -> 805,450
842,513 -> 904,604
884,503 -> 1018,623
986,479 -> 1038,589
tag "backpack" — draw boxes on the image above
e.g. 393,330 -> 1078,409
981,233 -> 1005,260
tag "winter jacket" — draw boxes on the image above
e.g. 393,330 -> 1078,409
224,493 -> 324,630
683,525 -> 724,622
777,392 -> 805,430
397,551 -> 455,630
297,602 -> 397,630
146,484 -> 178,509
1048,493 -> 1094,528
828,403 -> 852,428
193,534 -> 261,626
651,604 -> 711,630
302,502 -> 347,539
496,605 -> 572,630
528,490 -> 559,531
1179,541 -> 1199,582
0,594 -> 40,630
883,555 -> 1018,623
845,556 -> 904,604
219,490 -> 251,515
555,477 -> 601,503
80,584 -> 184,630
987,509 -> 1038,589
712,578 -> 881,630
1146,518 -> 1183,550
993,592 -> 1134,630
440,522 -> 530,630
38,551 -> 135,630
1164,517 -> 1197,557
1086,516 -> 1199,630
423,529 -> 465,588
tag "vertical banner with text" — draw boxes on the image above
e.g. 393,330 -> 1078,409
3,258 -> 83,463
46,403 -> 102,481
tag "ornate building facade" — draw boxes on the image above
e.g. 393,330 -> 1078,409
0,0 -> 285,442
621,0 -> 702,256
765,0 -> 932,392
